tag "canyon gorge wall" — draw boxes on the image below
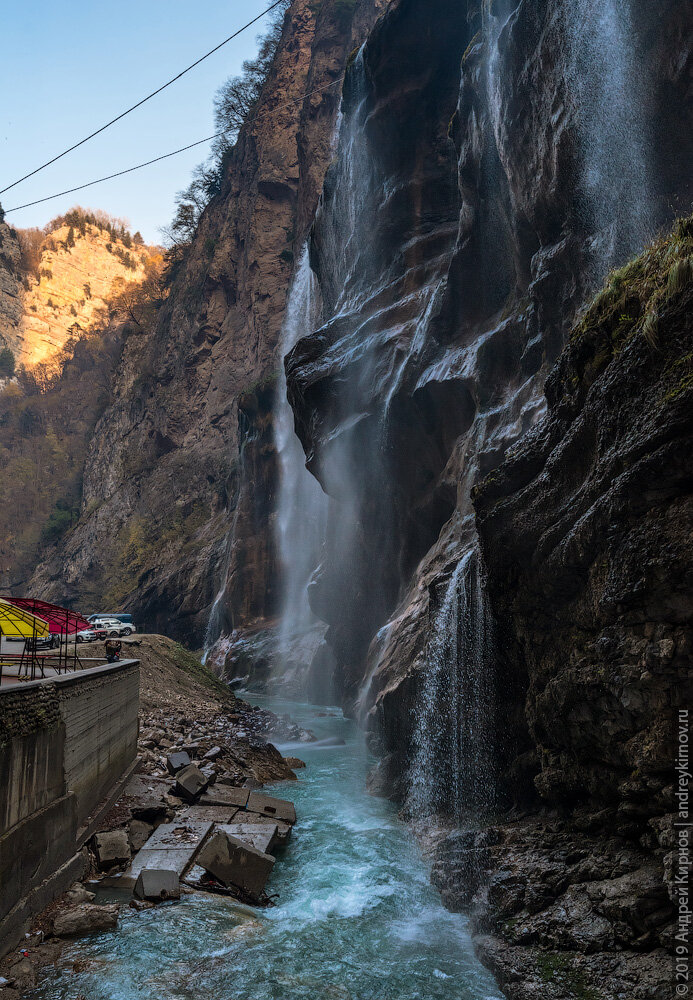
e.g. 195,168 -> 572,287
29,0 -> 387,632
8,2 -> 691,994
280,0 -> 691,995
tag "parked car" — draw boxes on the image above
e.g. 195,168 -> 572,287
75,629 -> 98,643
87,613 -> 135,627
26,633 -> 61,650
90,618 -> 136,637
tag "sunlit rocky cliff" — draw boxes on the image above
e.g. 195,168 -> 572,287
0,216 -> 154,369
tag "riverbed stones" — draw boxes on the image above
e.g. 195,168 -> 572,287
166,751 -> 191,775
246,791 -> 296,825
196,830 -> 275,900
52,904 -> 119,938
283,757 -> 306,769
93,830 -> 131,868
134,869 -> 180,902
175,764 -> 209,802
63,882 -> 96,905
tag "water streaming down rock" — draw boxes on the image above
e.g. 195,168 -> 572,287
565,0 -> 655,270
406,549 -> 497,820
274,249 -> 329,687
202,449 -> 247,662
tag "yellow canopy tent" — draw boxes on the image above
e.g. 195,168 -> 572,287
0,597 -> 50,638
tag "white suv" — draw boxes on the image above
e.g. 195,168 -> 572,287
91,618 -> 136,637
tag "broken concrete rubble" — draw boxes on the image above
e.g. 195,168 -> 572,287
128,819 -> 154,852
218,823 -> 278,855
166,751 -> 191,775
200,786 -> 250,809
247,792 -> 296,825
196,830 -> 275,901
93,830 -> 130,868
175,764 -> 209,803
126,822 -> 213,882
134,869 -> 180,902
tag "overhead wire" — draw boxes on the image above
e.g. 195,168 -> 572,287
3,78 -> 343,214
0,0 -> 288,196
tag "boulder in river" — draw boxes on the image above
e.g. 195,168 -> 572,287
53,904 -> 119,938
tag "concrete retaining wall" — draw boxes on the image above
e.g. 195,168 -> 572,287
0,660 -> 139,955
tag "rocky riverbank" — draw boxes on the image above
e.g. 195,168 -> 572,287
0,637 -> 306,998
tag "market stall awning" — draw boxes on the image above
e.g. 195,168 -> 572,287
4,598 -> 90,635
0,598 -> 50,638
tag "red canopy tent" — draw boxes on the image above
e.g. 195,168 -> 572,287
5,598 -> 90,635
2,598 -> 91,677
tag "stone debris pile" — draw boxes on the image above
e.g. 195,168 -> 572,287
89,744 -> 298,909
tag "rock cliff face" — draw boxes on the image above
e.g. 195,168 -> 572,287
0,224 -> 24,353
283,0 -> 691,995
30,0 -> 386,634
0,220 -> 154,369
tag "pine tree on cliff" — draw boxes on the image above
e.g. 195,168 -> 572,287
66,226 -> 75,248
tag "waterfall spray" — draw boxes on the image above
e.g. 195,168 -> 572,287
406,548 -> 496,820
565,0 -> 655,269
274,249 -> 328,680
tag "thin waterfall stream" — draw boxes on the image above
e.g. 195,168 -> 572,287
406,549 -> 496,821
274,249 -> 328,682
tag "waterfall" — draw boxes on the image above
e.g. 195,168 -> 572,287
274,248 -> 328,678
406,549 -> 496,820
565,0 -> 655,269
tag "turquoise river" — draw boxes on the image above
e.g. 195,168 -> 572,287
30,695 -> 501,1000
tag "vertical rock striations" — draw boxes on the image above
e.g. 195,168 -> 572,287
284,1 -> 692,995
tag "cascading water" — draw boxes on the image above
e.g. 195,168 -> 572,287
274,248 -> 328,679
565,0 -> 655,268
406,549 -> 496,820
201,447 -> 247,663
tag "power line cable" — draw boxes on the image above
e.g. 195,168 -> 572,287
3,79 -> 342,214
0,0 -> 288,197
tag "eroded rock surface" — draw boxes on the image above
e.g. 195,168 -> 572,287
29,0 -> 386,642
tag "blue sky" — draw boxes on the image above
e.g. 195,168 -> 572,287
1,0 -> 272,242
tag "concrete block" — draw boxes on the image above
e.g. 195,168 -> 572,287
93,829 -> 130,867
166,751 -> 191,775
178,805 -> 239,824
196,830 -> 274,901
128,819 -> 153,852
175,764 -> 208,803
200,786 -> 249,809
246,792 -> 296,825
218,823 -> 277,855
134,869 -> 180,902
126,821 -> 212,881
243,812 -> 292,844
122,775 -> 171,821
